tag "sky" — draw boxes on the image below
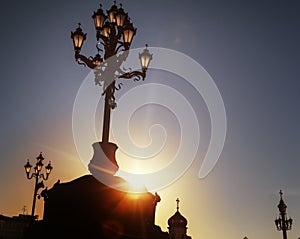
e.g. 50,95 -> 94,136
0,0 -> 300,239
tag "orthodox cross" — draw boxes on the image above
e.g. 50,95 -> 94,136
176,198 -> 180,211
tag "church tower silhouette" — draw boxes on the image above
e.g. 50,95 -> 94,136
168,198 -> 192,239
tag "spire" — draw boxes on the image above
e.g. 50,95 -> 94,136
176,198 -> 180,212
168,198 -> 187,228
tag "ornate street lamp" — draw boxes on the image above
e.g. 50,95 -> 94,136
24,152 -> 53,218
71,23 -> 86,54
275,190 -> 293,239
139,44 -> 153,71
71,1 -> 152,143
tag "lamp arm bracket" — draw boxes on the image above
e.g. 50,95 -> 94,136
27,173 -> 35,180
75,52 -> 96,69
119,70 -> 145,81
40,173 -> 49,180
96,44 -> 103,52
115,43 -> 125,55
115,82 -> 123,91
97,34 -> 109,45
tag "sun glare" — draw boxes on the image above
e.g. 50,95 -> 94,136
116,172 -> 148,193
128,179 -> 147,193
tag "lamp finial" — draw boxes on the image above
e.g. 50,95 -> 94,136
279,190 -> 283,200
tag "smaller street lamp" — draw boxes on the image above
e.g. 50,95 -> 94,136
139,44 -> 153,72
275,190 -> 293,239
71,23 -> 86,54
24,152 -> 53,218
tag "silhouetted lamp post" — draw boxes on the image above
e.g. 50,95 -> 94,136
275,190 -> 293,239
24,152 -> 53,218
71,2 -> 152,143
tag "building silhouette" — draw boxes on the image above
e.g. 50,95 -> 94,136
168,198 -> 191,239
0,214 -> 32,239
23,142 -> 192,239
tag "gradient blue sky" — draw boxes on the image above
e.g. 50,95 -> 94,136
0,1 -> 300,239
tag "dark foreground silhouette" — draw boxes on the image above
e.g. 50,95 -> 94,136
24,142 -> 168,239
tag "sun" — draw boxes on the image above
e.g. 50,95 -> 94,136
115,171 -> 148,193
129,180 -> 147,193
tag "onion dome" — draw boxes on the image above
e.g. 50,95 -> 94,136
168,198 -> 187,227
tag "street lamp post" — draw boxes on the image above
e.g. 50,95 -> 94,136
24,152 -> 53,218
275,190 -> 293,239
71,2 -> 152,144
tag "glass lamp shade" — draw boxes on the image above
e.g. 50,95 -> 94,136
107,3 -> 118,23
36,160 -> 43,171
92,6 -> 106,30
71,24 -> 87,52
115,7 -> 127,27
102,23 -> 111,38
123,22 -> 136,45
34,166 -> 39,175
139,45 -> 153,70
24,161 -> 32,174
45,162 -> 53,175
